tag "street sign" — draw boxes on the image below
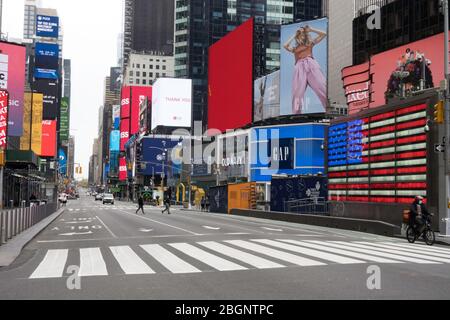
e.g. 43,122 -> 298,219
435,144 -> 446,153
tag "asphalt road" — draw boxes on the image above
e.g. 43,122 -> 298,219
1,194 -> 450,300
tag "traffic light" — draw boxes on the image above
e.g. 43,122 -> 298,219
75,166 -> 82,174
433,100 -> 444,124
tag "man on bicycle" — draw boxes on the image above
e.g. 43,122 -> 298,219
410,196 -> 430,233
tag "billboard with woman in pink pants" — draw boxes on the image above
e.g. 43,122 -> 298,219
281,18 -> 328,115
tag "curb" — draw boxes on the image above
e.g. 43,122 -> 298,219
0,207 -> 65,267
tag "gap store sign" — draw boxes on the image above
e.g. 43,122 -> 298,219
250,124 -> 327,182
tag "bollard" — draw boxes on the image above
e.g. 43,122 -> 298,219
6,211 -> 11,240
0,211 -> 3,245
9,200 -> 13,209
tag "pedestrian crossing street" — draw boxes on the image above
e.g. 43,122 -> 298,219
28,239 -> 450,279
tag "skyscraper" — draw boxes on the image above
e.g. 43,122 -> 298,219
63,59 -> 71,98
123,0 -> 174,68
23,0 -> 43,40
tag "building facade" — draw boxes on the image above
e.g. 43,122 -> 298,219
67,135 -> 75,179
123,52 -> 175,86
123,0 -> 174,68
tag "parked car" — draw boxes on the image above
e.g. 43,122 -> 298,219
95,193 -> 103,201
103,193 -> 114,205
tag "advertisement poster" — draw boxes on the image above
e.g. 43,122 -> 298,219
59,97 -> 70,144
110,130 -> 120,152
36,15 -> 59,38
119,156 -> 127,181
120,118 -> 130,152
31,94 -> 43,155
131,86 -> 152,135
59,148 -> 67,176
112,105 -> 120,130
0,41 -> 26,136
34,79 -> 58,120
0,90 -> 9,150
151,79 -> 191,130
20,92 -> 32,150
280,18 -> 328,115
254,71 -> 280,122
34,42 -> 59,79
40,120 -> 57,157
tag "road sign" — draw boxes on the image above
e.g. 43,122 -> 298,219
435,144 -> 446,153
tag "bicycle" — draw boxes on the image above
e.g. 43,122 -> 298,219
406,214 -> 435,246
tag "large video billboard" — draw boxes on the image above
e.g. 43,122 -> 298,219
0,90 -> 8,150
254,71 -> 280,122
110,130 -> 120,152
40,120 -> 56,157
342,32 -> 449,114
110,67 -> 122,92
36,15 -> 59,38
59,97 -> 70,145
0,41 -> 26,136
120,118 -> 130,152
119,156 -> 127,181
208,18 -> 253,133
34,42 -> 59,79
34,79 -> 58,120
112,105 -> 120,130
120,86 -> 131,119
131,86 -> 152,135
280,18 -> 328,115
151,78 -> 191,130
137,137 -> 182,177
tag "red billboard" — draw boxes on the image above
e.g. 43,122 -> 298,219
120,118 -> 130,152
40,120 -> 56,157
342,33 -> 447,114
131,86 -> 152,135
0,41 -> 26,136
208,18 -> 253,134
0,90 -> 8,149
120,86 -> 131,119
119,156 -> 127,181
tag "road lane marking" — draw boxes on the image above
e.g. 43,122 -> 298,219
203,226 -> 221,230
252,239 -> 365,264
362,242 -> 450,258
225,240 -> 325,267
109,246 -> 154,275
79,248 -> 108,277
347,242 -> 450,264
59,231 -> 93,236
380,242 -> 450,255
306,241 -> 441,264
29,249 -> 68,279
169,243 -> 247,272
198,241 -> 285,269
117,209 -> 201,236
278,239 -> 402,264
141,244 -> 201,274
261,227 -> 283,232
95,215 -> 118,238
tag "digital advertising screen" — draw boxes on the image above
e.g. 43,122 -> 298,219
208,18 -> 253,134
59,97 -> 70,145
254,71 -> 280,122
34,79 -> 58,120
36,15 -> 59,38
120,118 -> 130,152
34,42 -> 59,80
151,78 -> 191,130
138,137 -> 182,177
280,18 -> 328,116
131,86 -> 152,135
119,156 -> 127,181
110,130 -> 120,152
120,86 -> 131,119
0,41 -> 26,136
112,105 -> 120,130
40,120 -> 57,157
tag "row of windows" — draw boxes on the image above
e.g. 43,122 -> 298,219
128,74 -> 168,85
129,67 -> 168,77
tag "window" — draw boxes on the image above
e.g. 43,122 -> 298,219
143,79 -> 147,85
143,64 -> 146,69
136,71 -> 140,77
136,79 -> 140,84
162,65 -> 166,70
136,64 -> 140,69
156,65 -> 160,70
129,71 -> 133,76
150,73 -> 153,78
143,72 -> 147,77
156,73 -> 160,78
150,65 -> 153,69
162,73 -> 166,77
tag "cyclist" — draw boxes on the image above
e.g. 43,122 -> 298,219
410,196 -> 430,234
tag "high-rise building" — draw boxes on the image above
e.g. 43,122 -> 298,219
294,0 -> 326,21
23,0 -> 43,40
174,0 -> 325,127
124,52 -> 175,86
67,136 -> 75,179
123,0 -> 174,68
352,0 -> 445,64
63,59 -> 71,98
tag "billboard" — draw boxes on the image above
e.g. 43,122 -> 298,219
40,120 -> 56,157
110,130 -> 120,152
0,90 -> 8,150
36,15 -> 59,38
59,97 -> 70,145
34,42 -> 59,79
119,156 -> 127,181
112,105 -> 120,130
131,86 -> 152,134
328,104 -> 428,204
280,18 -> 328,115
250,124 -> 326,182
0,41 -> 26,136
20,92 -> 32,150
208,18 -> 253,133
137,137 -> 181,176
110,67 -> 122,92
34,79 -> 58,120
342,32 -> 449,114
151,78 -> 191,130
120,86 -> 131,119
31,94 -> 43,155
254,71 -> 280,122
120,118 -> 130,152
59,148 -> 67,176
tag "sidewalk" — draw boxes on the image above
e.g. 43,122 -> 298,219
0,207 -> 65,267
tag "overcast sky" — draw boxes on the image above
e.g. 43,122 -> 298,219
1,0 -> 123,179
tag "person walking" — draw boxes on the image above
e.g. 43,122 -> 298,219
201,197 -> 206,212
136,195 -> 145,215
162,195 -> 171,215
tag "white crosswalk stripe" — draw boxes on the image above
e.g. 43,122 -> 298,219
28,240 -> 450,280
79,248 -> 108,277
29,249 -> 68,279
380,242 -> 450,256
110,246 -> 154,275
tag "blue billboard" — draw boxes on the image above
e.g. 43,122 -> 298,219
110,130 -> 120,152
138,137 -> 182,177
36,15 -> 59,38
250,124 -> 326,182
35,43 -> 59,79
58,148 -> 67,176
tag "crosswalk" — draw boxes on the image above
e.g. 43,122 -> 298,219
28,239 -> 450,280
67,206 -> 138,212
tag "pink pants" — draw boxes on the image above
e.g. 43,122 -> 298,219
292,57 -> 327,114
